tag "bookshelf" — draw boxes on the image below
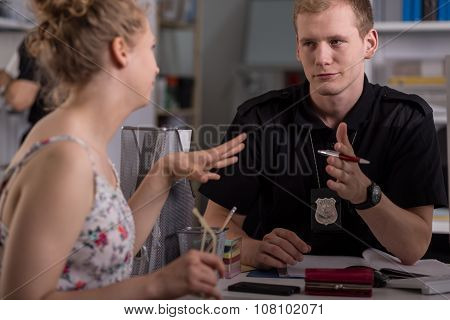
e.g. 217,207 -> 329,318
160,20 -> 196,30
375,20 -> 450,32
155,0 -> 202,130
367,21 -> 450,129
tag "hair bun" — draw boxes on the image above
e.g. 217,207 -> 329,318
28,0 -> 146,109
33,0 -> 93,21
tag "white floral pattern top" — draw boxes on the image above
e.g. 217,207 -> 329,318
0,135 -> 135,291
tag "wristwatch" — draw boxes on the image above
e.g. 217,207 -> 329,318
353,181 -> 382,210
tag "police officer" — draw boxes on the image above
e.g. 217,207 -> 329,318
199,0 -> 447,269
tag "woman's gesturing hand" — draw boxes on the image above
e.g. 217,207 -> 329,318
164,133 -> 246,183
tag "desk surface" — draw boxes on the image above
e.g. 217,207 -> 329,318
219,272 -> 450,300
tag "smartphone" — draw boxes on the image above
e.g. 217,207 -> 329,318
228,282 -> 301,296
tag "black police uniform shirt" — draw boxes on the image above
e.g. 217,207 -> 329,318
199,75 -> 447,257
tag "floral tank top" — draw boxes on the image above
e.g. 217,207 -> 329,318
0,135 -> 135,291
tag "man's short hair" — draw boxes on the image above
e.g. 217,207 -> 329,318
293,0 -> 374,39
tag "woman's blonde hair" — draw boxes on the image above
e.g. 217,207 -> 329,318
27,0 -> 147,107
293,0 -> 374,39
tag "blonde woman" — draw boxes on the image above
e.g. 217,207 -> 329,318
0,0 -> 246,299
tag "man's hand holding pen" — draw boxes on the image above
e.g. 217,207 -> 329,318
325,122 -> 372,205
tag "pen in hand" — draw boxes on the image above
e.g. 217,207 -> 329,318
318,150 -> 370,164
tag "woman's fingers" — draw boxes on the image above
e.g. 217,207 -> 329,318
221,143 -> 245,159
197,265 -> 220,286
181,133 -> 246,182
213,156 -> 238,169
198,251 -> 225,278
197,172 -> 220,183
204,142 -> 244,167
193,282 -> 222,300
208,133 -> 247,160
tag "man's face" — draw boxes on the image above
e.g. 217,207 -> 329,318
295,3 -> 370,97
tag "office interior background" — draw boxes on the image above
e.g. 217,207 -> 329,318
1,0 -> 449,256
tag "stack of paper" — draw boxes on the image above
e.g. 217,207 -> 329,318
223,238 -> 241,279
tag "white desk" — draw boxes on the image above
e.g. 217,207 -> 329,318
218,272 -> 450,300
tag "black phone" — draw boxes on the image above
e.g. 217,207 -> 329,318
228,282 -> 301,296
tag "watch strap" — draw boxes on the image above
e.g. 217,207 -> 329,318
353,182 -> 381,210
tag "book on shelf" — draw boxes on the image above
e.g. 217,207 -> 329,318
385,0 -> 403,21
381,59 -> 446,100
156,112 -> 193,128
372,0 -> 404,22
423,0 -> 438,20
154,75 -> 194,111
413,0 -> 423,21
402,0 -> 423,21
403,0 -> 413,21
438,0 -> 450,20
388,75 -> 446,86
373,0 -> 450,21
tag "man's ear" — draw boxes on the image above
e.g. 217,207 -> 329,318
295,35 -> 301,62
110,37 -> 129,68
364,29 -> 378,60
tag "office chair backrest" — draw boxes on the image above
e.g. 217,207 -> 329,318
120,126 -> 194,275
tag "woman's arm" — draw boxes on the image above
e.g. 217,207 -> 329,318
42,250 -> 224,300
0,143 -> 224,300
129,133 -> 246,254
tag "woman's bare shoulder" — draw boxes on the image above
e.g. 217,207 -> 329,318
5,140 -> 95,224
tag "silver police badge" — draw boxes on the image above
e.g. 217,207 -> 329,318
314,198 -> 338,225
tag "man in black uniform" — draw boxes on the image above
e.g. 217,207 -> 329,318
199,0 -> 447,269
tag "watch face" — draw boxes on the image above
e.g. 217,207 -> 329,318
371,185 -> 382,204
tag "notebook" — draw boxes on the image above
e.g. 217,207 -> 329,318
387,274 -> 450,295
281,248 -> 450,278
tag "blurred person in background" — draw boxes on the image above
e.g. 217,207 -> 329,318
0,35 -> 49,142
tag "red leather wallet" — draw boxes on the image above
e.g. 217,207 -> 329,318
305,268 -> 374,298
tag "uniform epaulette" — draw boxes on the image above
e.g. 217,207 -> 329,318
381,87 -> 432,116
237,88 -> 292,116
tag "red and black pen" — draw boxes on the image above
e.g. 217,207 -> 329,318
318,150 -> 370,164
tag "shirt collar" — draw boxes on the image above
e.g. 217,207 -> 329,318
295,75 -> 374,131
342,75 -> 375,130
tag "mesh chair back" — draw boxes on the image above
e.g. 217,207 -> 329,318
120,126 -> 194,275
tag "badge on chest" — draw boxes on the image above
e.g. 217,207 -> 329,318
310,188 -> 342,232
